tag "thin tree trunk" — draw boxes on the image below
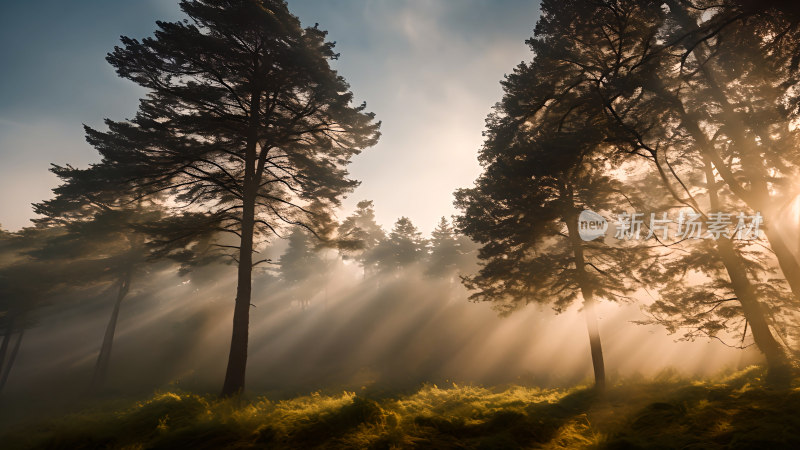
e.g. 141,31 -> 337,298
583,295 -> 606,388
0,328 -> 24,393
221,188 -> 255,397
91,269 -> 132,392
0,315 -> 15,377
565,207 -> 606,388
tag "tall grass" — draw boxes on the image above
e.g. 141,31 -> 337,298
2,366 -> 799,449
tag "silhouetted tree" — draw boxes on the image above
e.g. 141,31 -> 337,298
455,133 -> 640,388
279,227 -> 329,307
638,158 -> 796,360
426,217 -> 477,281
455,2 -> 663,386
373,217 -> 427,273
0,227 -> 76,393
583,0 -> 797,374
80,0 -> 379,396
32,164 -> 195,392
658,0 -> 800,305
0,263 -> 34,394
513,0 -> 799,377
0,230 -> 28,394
338,200 -> 385,276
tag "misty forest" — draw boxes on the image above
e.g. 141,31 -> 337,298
4,0 -> 800,448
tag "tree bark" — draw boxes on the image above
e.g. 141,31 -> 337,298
565,207 -> 606,388
90,269 -> 132,392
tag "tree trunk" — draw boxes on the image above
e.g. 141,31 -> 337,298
0,328 -> 24,393
715,238 -> 789,368
0,315 -> 15,377
583,293 -> 606,388
220,235 -> 253,397
221,86 -> 261,397
703,158 -> 791,378
90,269 -> 132,392
565,208 -> 606,388
221,189 -> 255,397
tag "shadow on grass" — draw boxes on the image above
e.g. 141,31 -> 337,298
601,368 -> 800,449
406,387 -> 599,449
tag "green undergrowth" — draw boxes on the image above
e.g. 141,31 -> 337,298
2,366 -> 800,449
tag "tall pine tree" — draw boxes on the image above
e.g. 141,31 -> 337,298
76,0 -> 379,395
454,39 -> 648,386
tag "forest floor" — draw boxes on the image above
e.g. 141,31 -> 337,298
2,366 -> 800,449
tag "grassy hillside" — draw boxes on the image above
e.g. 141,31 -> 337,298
2,366 -> 800,449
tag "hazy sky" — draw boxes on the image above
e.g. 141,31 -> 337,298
0,0 -> 541,233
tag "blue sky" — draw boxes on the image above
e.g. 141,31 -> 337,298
0,0 -> 541,232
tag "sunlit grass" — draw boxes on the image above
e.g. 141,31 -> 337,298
3,366 -> 800,449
